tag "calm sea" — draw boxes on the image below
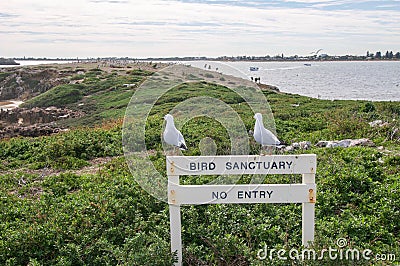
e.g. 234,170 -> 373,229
185,61 -> 400,102
2,60 -> 399,101
0,60 -> 76,68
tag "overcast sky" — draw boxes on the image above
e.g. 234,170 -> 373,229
1,0 -> 399,58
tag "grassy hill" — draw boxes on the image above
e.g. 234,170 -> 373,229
20,65 -> 154,127
0,62 -> 399,265
22,84 -> 84,108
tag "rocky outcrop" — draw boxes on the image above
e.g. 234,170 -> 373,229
257,83 -> 280,92
0,68 -> 68,101
0,124 -> 67,139
0,106 -> 83,139
0,106 -> 83,126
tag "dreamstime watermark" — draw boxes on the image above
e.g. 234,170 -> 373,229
257,238 -> 397,262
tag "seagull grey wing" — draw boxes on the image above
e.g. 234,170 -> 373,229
261,127 -> 280,146
177,131 -> 187,150
265,127 -> 280,145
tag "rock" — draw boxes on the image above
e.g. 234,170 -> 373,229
257,83 -> 280,92
123,83 -> 136,87
316,138 -> 375,148
369,120 -> 383,127
369,120 -> 389,127
391,128 -> 399,140
337,139 -> 351,147
285,146 -> 294,152
286,141 -> 312,150
326,141 -> 339,148
292,142 -> 300,149
0,68 -> 66,101
45,106 -> 58,111
276,145 -> 286,150
0,106 -> 83,126
350,138 -> 375,147
283,141 -> 311,151
316,141 -> 329,147
299,141 -> 311,149
0,106 -> 83,139
0,124 -> 64,139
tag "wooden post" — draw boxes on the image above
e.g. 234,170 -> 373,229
169,175 -> 182,266
302,173 -> 316,247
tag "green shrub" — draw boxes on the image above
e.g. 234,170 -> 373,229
362,102 -> 376,112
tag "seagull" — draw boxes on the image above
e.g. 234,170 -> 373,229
163,114 -> 187,151
310,48 -> 323,55
253,113 -> 280,154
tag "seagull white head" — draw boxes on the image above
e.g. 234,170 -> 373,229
164,114 -> 174,122
254,113 -> 263,120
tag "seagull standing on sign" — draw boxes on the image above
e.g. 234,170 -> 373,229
163,114 -> 187,152
253,113 -> 280,154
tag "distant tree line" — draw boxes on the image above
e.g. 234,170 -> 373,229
366,50 -> 400,59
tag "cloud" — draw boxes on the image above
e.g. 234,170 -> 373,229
0,12 -> 18,19
89,0 -> 130,3
0,0 -> 399,57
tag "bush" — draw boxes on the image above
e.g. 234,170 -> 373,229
362,102 -> 376,113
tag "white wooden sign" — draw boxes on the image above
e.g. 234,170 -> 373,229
167,154 -> 316,176
169,183 -> 316,205
167,154 -> 316,266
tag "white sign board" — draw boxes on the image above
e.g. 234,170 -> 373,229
167,154 -> 316,175
167,155 -> 316,266
169,183 -> 316,205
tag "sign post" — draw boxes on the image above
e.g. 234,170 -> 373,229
167,154 -> 317,265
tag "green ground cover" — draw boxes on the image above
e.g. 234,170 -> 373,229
0,65 -> 399,265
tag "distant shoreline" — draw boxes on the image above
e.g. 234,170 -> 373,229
145,58 -> 400,62
0,58 -> 20,65
1,60 -> 398,102
6,56 -> 400,63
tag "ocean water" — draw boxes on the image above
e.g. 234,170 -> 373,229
0,60 -> 76,68
2,60 -> 399,101
185,61 -> 400,101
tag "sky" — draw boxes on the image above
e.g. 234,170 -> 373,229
1,0 -> 399,58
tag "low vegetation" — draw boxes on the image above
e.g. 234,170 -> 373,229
0,63 -> 399,265
22,84 -> 84,108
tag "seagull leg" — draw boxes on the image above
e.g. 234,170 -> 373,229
261,146 -> 274,156
260,146 -> 268,156
268,146 -> 273,155
165,147 -> 176,157
173,146 -> 182,156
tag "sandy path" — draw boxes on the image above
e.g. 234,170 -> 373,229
0,100 -> 24,110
